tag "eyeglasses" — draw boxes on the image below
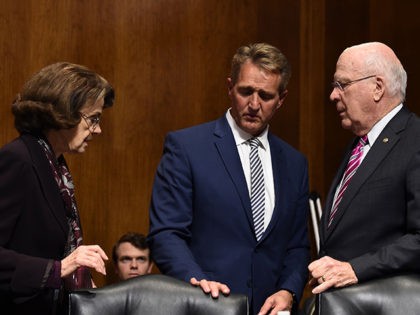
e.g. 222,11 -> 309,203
332,75 -> 376,91
80,113 -> 101,132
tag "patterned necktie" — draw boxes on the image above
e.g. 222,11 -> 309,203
249,138 -> 265,241
328,135 -> 368,227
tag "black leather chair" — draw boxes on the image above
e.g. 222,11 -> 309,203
68,274 -> 248,315
317,274 -> 420,315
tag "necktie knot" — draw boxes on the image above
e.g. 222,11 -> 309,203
249,138 -> 261,149
359,135 -> 368,146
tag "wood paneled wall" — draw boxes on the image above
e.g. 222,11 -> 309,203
0,0 -> 419,294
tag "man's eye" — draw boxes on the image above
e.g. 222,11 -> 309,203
258,92 -> 274,101
238,87 -> 254,96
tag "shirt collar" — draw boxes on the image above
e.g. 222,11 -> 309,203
367,104 -> 403,145
225,109 -> 269,150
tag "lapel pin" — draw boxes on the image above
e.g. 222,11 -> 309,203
383,137 -> 389,143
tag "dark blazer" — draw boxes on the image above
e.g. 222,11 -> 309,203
0,134 -> 68,314
149,115 -> 310,314
320,106 -> 420,281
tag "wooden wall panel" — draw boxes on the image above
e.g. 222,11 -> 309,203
299,0 -> 325,201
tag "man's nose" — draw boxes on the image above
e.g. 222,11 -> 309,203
249,93 -> 260,109
130,259 -> 138,268
330,87 -> 339,102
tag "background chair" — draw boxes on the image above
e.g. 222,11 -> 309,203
68,274 -> 248,315
309,192 -> 322,254
318,274 -> 420,315
300,192 -> 323,315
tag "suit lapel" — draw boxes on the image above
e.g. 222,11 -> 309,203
261,134 -> 287,241
325,107 -> 410,240
321,140 -> 356,240
213,117 -> 294,242
21,134 -> 68,235
213,117 -> 254,227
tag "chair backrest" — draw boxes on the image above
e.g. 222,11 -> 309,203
68,274 -> 248,315
309,191 -> 322,254
318,274 -> 420,315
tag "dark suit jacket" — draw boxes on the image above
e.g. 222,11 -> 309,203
320,106 -> 420,281
0,134 -> 68,314
148,115 -> 310,314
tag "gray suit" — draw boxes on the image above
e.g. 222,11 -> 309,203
320,106 -> 420,281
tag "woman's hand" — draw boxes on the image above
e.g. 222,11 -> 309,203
61,245 -> 108,278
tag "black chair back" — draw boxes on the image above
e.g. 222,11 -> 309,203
68,274 -> 248,315
318,274 -> 420,315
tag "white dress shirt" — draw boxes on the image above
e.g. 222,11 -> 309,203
226,109 -> 274,231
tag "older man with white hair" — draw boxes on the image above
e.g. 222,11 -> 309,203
309,42 -> 420,295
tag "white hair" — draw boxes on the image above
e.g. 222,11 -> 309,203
348,42 -> 407,102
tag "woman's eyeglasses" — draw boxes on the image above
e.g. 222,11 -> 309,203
80,113 -> 101,132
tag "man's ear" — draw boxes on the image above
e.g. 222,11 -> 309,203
276,90 -> 288,109
227,77 -> 234,96
147,262 -> 154,274
373,76 -> 385,102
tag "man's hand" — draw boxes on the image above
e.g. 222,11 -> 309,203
308,256 -> 358,294
258,290 -> 293,315
190,277 -> 230,298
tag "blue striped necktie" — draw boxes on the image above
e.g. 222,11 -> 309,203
249,138 -> 265,241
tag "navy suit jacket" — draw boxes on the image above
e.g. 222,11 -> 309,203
320,106 -> 420,281
0,134 -> 68,314
149,115 -> 310,314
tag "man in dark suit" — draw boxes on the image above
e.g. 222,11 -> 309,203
148,43 -> 310,315
309,42 -> 420,294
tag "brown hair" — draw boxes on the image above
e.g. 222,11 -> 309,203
112,232 -> 150,263
12,62 -> 114,134
230,43 -> 291,93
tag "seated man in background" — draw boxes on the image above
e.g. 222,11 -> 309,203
112,232 -> 153,281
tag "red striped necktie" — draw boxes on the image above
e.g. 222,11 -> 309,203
328,135 -> 368,227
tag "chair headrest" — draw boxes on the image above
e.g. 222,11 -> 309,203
68,274 -> 248,315
319,273 -> 420,315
